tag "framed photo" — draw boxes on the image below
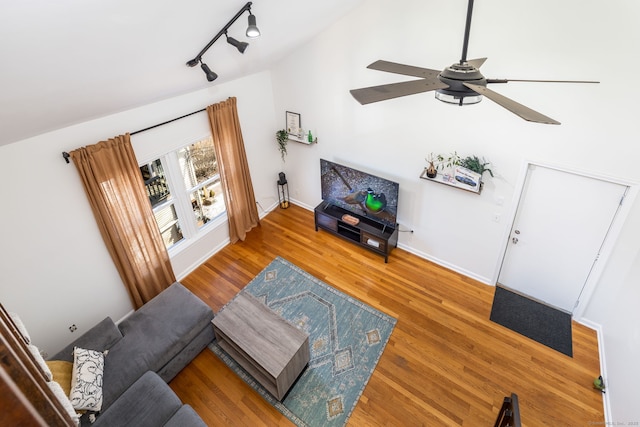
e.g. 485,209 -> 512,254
451,165 -> 482,192
286,111 -> 301,138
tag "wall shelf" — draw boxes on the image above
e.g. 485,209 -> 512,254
288,134 -> 317,145
420,167 -> 483,194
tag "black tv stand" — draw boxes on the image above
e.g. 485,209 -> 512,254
314,202 -> 398,263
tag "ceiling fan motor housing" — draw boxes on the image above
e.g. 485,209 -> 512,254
437,62 -> 487,104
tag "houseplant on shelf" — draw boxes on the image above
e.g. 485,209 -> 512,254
276,129 -> 288,161
427,152 -> 493,179
425,151 -> 462,178
460,155 -> 493,178
425,153 -> 438,178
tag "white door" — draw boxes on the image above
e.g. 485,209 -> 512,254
498,164 -> 627,313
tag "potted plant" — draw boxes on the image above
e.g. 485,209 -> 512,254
276,129 -> 288,161
425,153 -> 438,178
460,155 -> 493,178
425,151 -> 461,178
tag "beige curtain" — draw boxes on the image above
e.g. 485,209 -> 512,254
70,134 -> 175,308
207,97 -> 260,242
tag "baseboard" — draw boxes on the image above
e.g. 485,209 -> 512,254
176,238 -> 230,281
289,198 -> 314,211
576,318 -> 611,423
396,243 -> 493,285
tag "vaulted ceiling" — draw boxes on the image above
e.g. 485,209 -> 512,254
0,0 -> 365,147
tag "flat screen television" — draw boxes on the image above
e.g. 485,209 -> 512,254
320,159 -> 399,229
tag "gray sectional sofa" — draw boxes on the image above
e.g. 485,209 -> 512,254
50,281 -> 215,426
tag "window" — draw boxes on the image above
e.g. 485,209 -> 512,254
140,136 -> 226,250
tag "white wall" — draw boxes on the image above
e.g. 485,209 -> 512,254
269,0 -> 640,422
0,71 -> 281,357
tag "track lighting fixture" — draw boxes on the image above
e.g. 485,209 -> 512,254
186,2 -> 260,81
226,33 -> 249,54
200,61 -> 218,82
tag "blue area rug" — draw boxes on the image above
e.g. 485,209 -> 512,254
209,257 -> 397,427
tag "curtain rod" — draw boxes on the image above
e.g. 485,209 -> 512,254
62,107 -> 207,163
130,107 -> 206,135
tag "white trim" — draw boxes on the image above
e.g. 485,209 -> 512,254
577,318 -> 611,424
397,243 -> 493,285
289,198 -> 314,211
175,237 -> 231,281
573,183 -> 638,318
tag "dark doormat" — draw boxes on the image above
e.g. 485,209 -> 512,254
490,285 -> 573,357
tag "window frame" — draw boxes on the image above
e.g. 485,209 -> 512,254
139,135 -> 227,255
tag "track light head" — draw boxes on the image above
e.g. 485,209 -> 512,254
226,34 -> 249,54
200,61 -> 218,82
246,13 -> 260,38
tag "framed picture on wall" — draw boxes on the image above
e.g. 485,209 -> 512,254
286,111 -> 301,138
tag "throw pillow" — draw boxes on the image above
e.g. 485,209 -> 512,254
46,360 -> 73,396
69,347 -> 105,411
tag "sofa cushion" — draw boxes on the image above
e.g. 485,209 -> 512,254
99,333 -> 155,410
163,405 -> 208,427
92,371 -> 182,427
117,282 -> 214,372
50,317 -> 123,362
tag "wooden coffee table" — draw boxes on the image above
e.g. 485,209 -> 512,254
212,292 -> 310,400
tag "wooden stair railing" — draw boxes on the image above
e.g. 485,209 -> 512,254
0,303 -> 74,426
494,393 -> 522,427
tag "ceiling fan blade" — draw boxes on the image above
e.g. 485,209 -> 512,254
351,78 -> 448,105
463,82 -> 560,125
487,78 -> 600,84
467,57 -> 487,69
366,60 -> 442,79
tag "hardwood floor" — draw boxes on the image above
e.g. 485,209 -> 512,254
170,204 -> 604,426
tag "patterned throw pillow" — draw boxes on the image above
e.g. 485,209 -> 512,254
69,347 -> 105,411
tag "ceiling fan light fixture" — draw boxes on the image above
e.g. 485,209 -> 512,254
435,90 -> 482,106
246,13 -> 260,38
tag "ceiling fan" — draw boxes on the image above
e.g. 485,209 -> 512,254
349,0 -> 598,124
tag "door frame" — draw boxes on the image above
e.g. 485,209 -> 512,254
492,160 -> 637,319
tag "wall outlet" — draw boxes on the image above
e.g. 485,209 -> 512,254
69,324 -> 77,333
